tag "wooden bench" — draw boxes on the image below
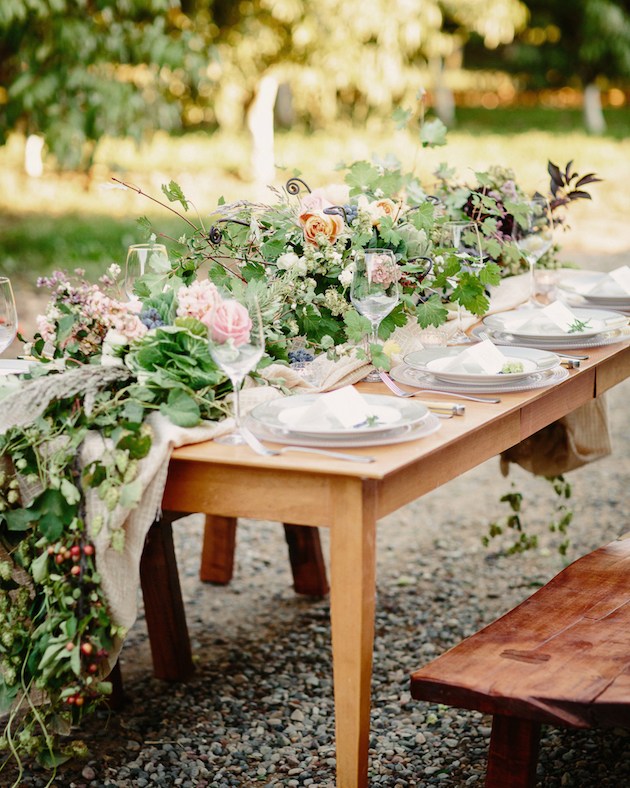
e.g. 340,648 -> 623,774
410,533 -> 630,787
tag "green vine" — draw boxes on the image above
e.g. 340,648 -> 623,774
483,475 -> 573,556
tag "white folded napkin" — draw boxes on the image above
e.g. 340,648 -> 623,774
603,266 -> 630,295
439,339 -> 507,374
513,301 -> 582,334
290,385 -> 379,430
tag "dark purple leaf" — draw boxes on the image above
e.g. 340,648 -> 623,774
568,190 -> 592,201
575,173 -> 603,187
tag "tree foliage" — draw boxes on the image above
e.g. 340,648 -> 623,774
0,0 -> 212,169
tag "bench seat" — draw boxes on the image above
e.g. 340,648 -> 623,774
410,533 -> 630,787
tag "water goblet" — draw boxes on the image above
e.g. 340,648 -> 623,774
439,221 -> 483,345
207,296 -> 264,446
513,197 -> 554,307
124,243 -> 169,300
350,249 -> 401,382
0,277 -> 18,355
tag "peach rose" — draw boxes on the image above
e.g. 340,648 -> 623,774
209,300 -> 252,347
300,210 -> 345,245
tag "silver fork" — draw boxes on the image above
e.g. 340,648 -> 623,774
379,371 -> 501,404
240,425 -> 375,463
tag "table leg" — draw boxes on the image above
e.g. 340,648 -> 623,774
283,524 -> 329,596
139,513 -> 194,681
329,478 -> 377,788
200,515 -> 238,584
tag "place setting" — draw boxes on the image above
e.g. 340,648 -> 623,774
554,264 -> 630,313
243,384 -> 441,450
390,338 -> 570,395
474,298 -> 630,350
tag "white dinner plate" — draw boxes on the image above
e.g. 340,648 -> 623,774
390,363 -> 570,394
248,393 -> 430,438
404,346 -> 559,384
0,359 -> 34,376
244,412 -> 441,448
483,307 -> 628,340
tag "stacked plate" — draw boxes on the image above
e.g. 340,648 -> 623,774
245,393 -> 441,448
555,270 -> 630,311
391,345 -> 569,394
479,306 -> 629,350
0,359 -> 34,377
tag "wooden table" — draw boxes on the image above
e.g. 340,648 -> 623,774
138,341 -> 630,788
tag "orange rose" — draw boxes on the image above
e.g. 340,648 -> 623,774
373,198 -> 399,221
300,210 -> 345,245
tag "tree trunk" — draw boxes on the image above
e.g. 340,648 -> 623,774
24,134 -> 45,177
429,56 -> 456,127
583,83 -> 606,134
247,73 -> 279,188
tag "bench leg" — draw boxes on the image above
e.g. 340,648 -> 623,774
200,515 -> 237,584
139,514 -> 194,682
486,714 -> 541,788
283,523 -> 329,596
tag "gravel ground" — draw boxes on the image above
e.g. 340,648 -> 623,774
3,377 -> 630,787
4,255 -> 630,787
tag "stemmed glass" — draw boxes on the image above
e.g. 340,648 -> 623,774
124,243 -> 169,300
513,197 -> 554,307
439,221 -> 483,345
0,277 -> 18,355
350,249 -> 401,382
207,296 -> 264,446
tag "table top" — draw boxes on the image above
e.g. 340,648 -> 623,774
164,341 -> 630,524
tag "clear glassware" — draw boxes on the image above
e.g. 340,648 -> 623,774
208,297 -> 264,446
439,221 -> 483,345
350,249 -> 401,382
124,243 -> 169,300
0,277 -> 18,355
513,197 -> 554,307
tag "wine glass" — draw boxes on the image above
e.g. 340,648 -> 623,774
350,249 -> 401,382
513,197 -> 554,307
207,296 -> 264,446
0,277 -> 18,355
439,221 -> 483,345
124,243 -> 169,300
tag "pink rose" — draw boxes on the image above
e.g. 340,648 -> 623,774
299,185 -> 349,214
209,300 -> 252,346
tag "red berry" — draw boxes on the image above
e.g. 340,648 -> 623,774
67,695 -> 76,705
74,696 -> 84,707
88,663 -> 98,674
70,545 -> 81,557
80,642 -> 93,656
55,554 -> 65,565
47,546 -> 55,555
66,642 -> 75,651
70,565 -> 81,576
83,544 -> 95,556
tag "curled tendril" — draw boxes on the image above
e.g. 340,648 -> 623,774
285,177 -> 312,196
406,256 -> 433,284
207,218 -> 251,245
323,205 -> 348,222
426,195 -> 442,206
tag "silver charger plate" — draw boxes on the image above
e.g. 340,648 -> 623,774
390,363 -> 570,394
472,324 -> 630,350
244,412 -> 441,449
248,393 -> 430,438
555,270 -> 630,306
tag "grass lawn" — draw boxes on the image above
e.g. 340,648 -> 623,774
1,106 -> 629,288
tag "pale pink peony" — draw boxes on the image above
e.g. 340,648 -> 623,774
177,280 -> 221,327
299,185 -> 349,214
209,300 -> 252,346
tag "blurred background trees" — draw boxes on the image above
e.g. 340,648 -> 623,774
2,0 -> 628,176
